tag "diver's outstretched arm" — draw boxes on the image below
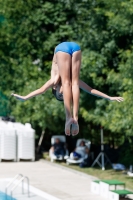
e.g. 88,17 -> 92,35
12,79 -> 54,101
79,80 -> 124,102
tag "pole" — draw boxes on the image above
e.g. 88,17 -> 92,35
91,126 -> 112,169
37,130 -> 45,153
101,127 -> 105,170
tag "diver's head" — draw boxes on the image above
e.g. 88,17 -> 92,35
52,82 -> 64,101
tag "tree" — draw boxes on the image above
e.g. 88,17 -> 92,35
0,0 -> 75,132
75,0 -> 133,147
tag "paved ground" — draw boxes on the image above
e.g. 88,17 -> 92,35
0,160 -> 132,200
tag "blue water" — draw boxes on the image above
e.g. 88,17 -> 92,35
0,191 -> 16,200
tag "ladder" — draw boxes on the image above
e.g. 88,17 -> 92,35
5,173 -> 30,198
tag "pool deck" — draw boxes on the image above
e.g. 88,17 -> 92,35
0,160 -> 133,200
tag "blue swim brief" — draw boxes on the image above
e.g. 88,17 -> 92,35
55,42 -> 81,56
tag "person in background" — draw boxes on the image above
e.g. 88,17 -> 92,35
72,140 -> 88,160
50,138 -> 66,159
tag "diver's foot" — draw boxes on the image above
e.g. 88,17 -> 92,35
65,118 -> 74,136
71,120 -> 79,136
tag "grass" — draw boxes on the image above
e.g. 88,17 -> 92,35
61,164 -> 133,189
43,152 -> 133,190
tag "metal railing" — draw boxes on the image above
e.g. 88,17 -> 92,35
5,173 -> 30,198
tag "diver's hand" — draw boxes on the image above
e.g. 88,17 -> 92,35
109,97 -> 124,102
11,93 -> 26,102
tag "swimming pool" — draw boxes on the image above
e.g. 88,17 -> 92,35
0,179 -> 61,200
0,191 -> 16,200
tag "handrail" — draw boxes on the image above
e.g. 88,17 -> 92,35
5,174 -> 30,198
10,176 -> 30,197
5,174 -> 24,194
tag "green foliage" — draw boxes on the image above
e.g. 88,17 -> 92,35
0,91 -> 10,116
0,0 -> 74,132
0,0 -> 133,149
76,0 -> 133,145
